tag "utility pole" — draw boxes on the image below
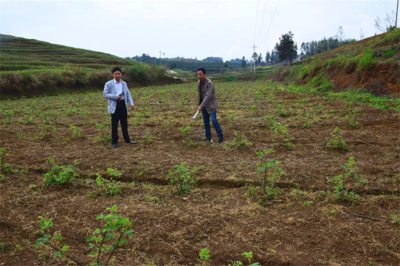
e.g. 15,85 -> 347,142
159,51 -> 162,66
251,45 -> 257,75
396,0 -> 399,28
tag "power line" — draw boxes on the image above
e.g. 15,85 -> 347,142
322,0 -> 388,37
261,0 -> 388,53
396,0 -> 399,28
256,0 -> 269,45
259,0 -> 280,48
253,0 -> 260,45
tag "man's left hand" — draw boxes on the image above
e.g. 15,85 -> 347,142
197,106 -> 202,111
130,105 -> 136,111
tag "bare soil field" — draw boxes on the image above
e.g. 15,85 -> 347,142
1,81 -> 399,265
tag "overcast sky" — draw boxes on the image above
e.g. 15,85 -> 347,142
0,0 -> 396,61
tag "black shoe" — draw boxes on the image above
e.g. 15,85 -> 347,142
125,140 -> 137,144
218,138 -> 224,144
112,144 -> 120,149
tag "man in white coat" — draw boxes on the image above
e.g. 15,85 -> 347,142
104,67 -> 136,148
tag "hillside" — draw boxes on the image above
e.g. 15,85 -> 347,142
0,34 -> 174,97
0,34 -> 137,71
268,29 -> 400,96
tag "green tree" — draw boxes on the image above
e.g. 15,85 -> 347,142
257,53 -> 263,66
252,52 -> 258,66
276,31 -> 298,66
266,51 -> 271,65
270,51 -> 276,64
241,56 -> 247,70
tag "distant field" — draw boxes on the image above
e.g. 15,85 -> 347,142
0,34 -> 174,97
1,80 -> 399,265
0,34 -> 136,71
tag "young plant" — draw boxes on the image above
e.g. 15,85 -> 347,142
2,110 -> 14,124
0,147 -> 6,174
230,132 -> 252,148
250,104 -> 257,116
0,242 -> 7,253
36,205 -> 133,266
42,159 -> 79,186
39,124 -> 55,140
95,122 -> 107,139
389,213 -> 400,225
277,104 -> 288,117
346,107 -> 360,128
133,112 -> 144,126
166,162 -> 196,196
70,125 -> 82,139
107,168 -> 122,179
256,150 -> 286,199
86,205 -> 134,265
265,114 -> 277,129
198,248 -> 211,265
178,126 -> 193,145
327,157 -> 367,204
270,121 -> 293,148
326,127 -> 347,150
24,115 -> 34,124
144,129 -> 153,144
93,174 -> 121,197
36,216 -> 79,264
0,147 -> 17,182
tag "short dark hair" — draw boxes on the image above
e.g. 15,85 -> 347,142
112,67 -> 122,74
197,68 -> 206,74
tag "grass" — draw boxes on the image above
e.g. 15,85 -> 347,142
266,29 -> 400,96
0,34 -> 175,97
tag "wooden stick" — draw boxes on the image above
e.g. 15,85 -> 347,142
354,214 -> 382,221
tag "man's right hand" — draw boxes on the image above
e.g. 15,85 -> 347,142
117,96 -> 122,101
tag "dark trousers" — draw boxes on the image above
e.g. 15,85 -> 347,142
202,108 -> 223,141
111,100 -> 130,144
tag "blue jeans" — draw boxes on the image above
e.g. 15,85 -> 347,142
202,108 -> 223,141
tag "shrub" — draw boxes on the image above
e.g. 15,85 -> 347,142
382,49 -> 397,58
256,150 -> 286,199
166,162 -> 196,196
36,205 -> 133,266
326,157 -> 368,204
42,159 -> 79,186
93,173 -> 121,197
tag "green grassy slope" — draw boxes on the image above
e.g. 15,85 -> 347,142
0,34 -> 175,98
0,34 -> 137,71
268,29 -> 400,96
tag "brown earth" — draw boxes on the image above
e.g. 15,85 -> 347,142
0,81 -> 399,265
